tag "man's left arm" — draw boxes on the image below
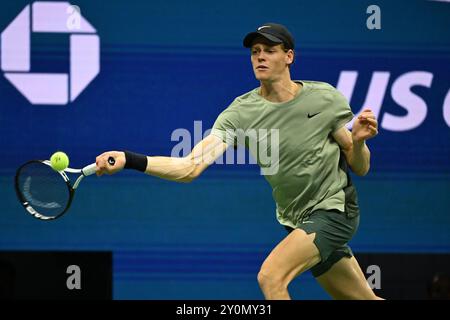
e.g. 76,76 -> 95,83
332,108 -> 378,176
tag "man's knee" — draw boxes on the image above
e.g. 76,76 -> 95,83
257,267 -> 287,292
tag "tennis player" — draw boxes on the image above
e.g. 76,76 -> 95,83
96,23 -> 381,300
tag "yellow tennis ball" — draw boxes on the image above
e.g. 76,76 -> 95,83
50,151 -> 69,171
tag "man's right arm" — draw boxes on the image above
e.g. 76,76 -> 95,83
146,134 -> 227,182
95,134 -> 228,183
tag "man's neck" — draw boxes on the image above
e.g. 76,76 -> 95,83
259,78 -> 301,103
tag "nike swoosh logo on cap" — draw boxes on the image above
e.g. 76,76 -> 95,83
258,25 -> 271,31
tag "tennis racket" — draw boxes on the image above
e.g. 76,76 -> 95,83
15,157 -> 115,221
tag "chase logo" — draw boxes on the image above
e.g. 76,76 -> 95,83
1,2 -> 100,105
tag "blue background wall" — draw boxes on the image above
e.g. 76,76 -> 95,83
1,0 -> 449,299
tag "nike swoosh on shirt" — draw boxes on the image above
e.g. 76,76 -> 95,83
307,112 -> 321,118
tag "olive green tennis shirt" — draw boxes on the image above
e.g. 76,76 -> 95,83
211,81 -> 359,228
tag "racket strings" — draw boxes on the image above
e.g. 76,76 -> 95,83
16,162 -> 71,218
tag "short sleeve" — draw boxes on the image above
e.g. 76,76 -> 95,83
331,88 -> 355,133
210,107 -> 239,147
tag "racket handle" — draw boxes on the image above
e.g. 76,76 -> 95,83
82,157 -> 115,176
82,163 -> 98,176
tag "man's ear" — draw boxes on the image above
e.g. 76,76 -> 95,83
286,49 -> 294,65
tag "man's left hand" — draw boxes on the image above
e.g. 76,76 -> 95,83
352,108 -> 378,143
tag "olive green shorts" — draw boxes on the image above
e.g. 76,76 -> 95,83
285,209 -> 360,277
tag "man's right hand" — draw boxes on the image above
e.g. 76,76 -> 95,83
95,151 -> 126,176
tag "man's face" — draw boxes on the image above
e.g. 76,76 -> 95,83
250,37 -> 293,81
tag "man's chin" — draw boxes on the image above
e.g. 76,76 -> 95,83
254,74 -> 270,81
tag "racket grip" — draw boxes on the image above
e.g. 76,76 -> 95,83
82,158 -> 115,176
82,163 -> 98,176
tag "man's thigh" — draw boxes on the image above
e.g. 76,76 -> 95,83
315,256 -> 381,300
260,229 -> 321,285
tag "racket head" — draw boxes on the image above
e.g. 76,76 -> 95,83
15,160 -> 75,220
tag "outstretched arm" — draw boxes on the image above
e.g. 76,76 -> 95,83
96,134 -> 228,183
332,108 -> 378,176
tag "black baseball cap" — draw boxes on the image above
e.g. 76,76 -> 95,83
243,23 -> 295,49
